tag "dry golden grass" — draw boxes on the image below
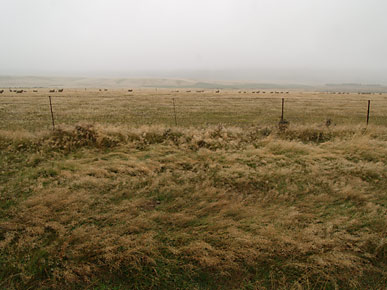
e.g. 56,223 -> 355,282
0,122 -> 386,289
0,88 -> 387,131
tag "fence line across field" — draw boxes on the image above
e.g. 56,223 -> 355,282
1,95 -> 386,129
32,96 -> 379,128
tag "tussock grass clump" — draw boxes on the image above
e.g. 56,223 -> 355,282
280,127 -> 334,143
276,125 -> 364,143
1,123 -> 384,153
0,124 -> 386,289
46,124 -> 119,151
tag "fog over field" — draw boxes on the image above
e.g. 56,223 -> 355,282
1,2 -> 387,289
1,0 -> 387,85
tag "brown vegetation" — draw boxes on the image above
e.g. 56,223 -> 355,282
0,89 -> 386,132
0,123 -> 386,289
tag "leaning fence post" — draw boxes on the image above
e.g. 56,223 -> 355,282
49,95 -> 55,130
172,98 -> 177,126
366,100 -> 371,126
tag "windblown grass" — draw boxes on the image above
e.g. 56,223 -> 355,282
0,124 -> 386,289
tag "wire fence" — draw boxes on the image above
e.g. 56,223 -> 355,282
1,94 -> 387,131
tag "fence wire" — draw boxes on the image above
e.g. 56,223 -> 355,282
1,95 -> 387,130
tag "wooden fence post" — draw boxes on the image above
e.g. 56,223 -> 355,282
366,100 -> 371,126
49,96 -> 55,130
281,98 -> 285,121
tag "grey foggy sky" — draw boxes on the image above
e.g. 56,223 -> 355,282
1,0 -> 387,83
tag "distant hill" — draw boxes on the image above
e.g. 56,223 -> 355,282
1,75 -> 386,92
0,76 -> 193,88
324,83 -> 387,92
0,75 -> 311,90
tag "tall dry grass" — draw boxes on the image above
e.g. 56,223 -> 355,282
0,123 -> 386,289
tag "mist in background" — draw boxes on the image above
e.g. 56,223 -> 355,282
1,0 -> 387,84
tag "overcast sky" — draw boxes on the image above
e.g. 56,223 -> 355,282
1,0 -> 387,83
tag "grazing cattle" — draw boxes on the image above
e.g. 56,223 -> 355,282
262,91 -> 266,93
0,90 -> 4,94
16,90 -> 23,93
49,89 -> 55,93
128,89 -> 133,92
99,89 -> 102,91
238,91 -> 242,93
215,90 -> 220,93
33,90 -> 38,92
104,89 -> 108,91
58,89 -> 64,92
186,90 -> 191,92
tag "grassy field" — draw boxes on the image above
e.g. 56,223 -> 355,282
1,89 -> 387,130
0,89 -> 386,289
